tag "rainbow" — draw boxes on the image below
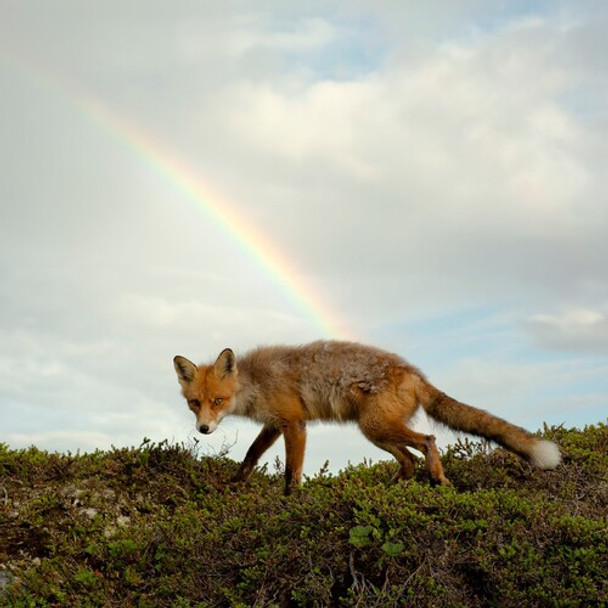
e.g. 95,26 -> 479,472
2,48 -> 354,340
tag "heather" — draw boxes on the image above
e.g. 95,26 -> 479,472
1,423 -> 606,607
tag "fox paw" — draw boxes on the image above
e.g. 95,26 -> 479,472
230,470 -> 249,484
430,475 -> 452,488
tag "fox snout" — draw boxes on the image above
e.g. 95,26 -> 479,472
193,407 -> 223,435
197,419 -> 220,434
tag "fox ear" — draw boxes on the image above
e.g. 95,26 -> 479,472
214,348 -> 237,379
173,356 -> 197,387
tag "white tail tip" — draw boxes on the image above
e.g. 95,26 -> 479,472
529,439 -> 562,469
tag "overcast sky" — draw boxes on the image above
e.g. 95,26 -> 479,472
1,1 -> 606,474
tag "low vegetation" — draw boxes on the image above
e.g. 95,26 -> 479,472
1,422 -> 607,607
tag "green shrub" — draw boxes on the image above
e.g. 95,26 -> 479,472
1,423 -> 607,607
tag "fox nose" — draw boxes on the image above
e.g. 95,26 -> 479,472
199,424 -> 210,434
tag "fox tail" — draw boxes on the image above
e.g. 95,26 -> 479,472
414,377 -> 561,469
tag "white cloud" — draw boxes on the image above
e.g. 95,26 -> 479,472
230,17 -> 337,54
216,18 -> 593,234
1,1 -> 606,467
198,12 -> 605,334
526,309 -> 608,352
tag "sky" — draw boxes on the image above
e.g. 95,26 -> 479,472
1,0 -> 607,475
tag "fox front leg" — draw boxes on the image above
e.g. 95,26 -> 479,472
282,420 -> 307,496
231,425 -> 281,483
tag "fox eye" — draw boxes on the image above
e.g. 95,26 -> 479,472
189,399 -> 200,409
213,397 -> 223,407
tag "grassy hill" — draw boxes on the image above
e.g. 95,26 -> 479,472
1,422 -> 607,607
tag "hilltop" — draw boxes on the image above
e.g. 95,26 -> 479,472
1,423 -> 607,607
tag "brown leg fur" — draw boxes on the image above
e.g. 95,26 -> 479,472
282,420 -> 307,495
366,439 -> 417,481
359,395 -> 451,486
232,424 -> 281,483
392,446 -> 418,481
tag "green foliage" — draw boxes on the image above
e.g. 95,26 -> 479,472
1,423 -> 607,607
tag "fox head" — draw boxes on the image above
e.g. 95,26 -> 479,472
173,349 -> 238,435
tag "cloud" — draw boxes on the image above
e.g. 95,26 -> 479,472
526,309 -> 608,353
1,2 -> 606,466
200,13 -> 606,328
217,17 -> 592,220
230,17 -> 337,54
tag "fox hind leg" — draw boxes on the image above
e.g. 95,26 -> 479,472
398,428 -> 450,486
368,440 -> 418,481
416,431 -> 451,487
359,401 -> 450,486
393,446 -> 418,480
365,425 -> 450,486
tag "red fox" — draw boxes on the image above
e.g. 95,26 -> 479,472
173,340 -> 561,494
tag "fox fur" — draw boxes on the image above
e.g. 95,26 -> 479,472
173,340 -> 561,494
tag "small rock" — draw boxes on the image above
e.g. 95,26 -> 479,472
83,508 -> 99,519
0,570 -> 16,591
